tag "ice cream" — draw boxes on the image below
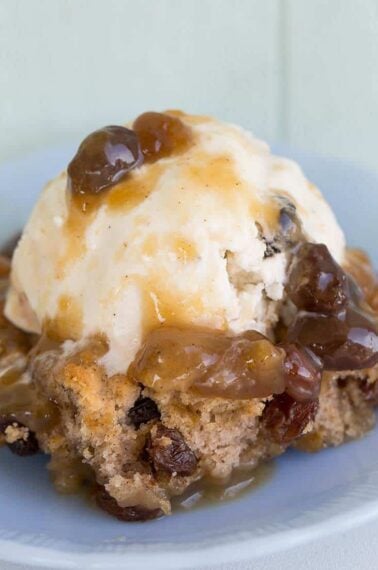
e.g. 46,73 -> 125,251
5,112 -> 345,375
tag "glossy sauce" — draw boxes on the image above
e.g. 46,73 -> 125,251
139,273 -> 209,336
44,294 -> 83,342
130,327 -> 286,399
345,248 -> 378,312
133,112 -> 192,163
0,379 -> 59,437
173,462 -> 274,511
0,259 -> 59,444
184,152 -> 281,232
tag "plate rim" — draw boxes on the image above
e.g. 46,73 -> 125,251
1,498 -> 378,569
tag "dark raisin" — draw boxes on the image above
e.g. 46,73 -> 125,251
0,416 -> 13,433
288,307 -> 378,370
281,343 -> 322,402
0,417 -> 39,456
133,112 -> 191,163
128,396 -> 160,429
67,126 -> 143,196
96,487 -> 162,522
337,378 -> 348,389
288,243 -> 349,314
8,435 -> 39,457
262,393 -> 319,445
146,424 -> 197,476
360,379 -> 378,405
262,200 -> 301,258
263,240 -> 281,258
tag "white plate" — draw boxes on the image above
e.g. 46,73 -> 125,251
0,145 -> 377,569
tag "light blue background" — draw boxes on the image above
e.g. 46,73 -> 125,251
1,0 -> 378,174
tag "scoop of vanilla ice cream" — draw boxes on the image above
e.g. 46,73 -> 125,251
5,112 -> 345,375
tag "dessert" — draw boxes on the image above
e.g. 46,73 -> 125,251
0,111 -> 377,521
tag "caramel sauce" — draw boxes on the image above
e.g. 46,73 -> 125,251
141,235 -> 198,262
140,276 -> 208,333
0,263 -> 60,445
172,237 -> 198,263
0,343 -> 59,443
60,162 -> 164,276
191,152 -> 238,184
49,452 -> 94,495
54,197 -> 93,282
345,248 -> 378,312
173,462 -> 274,511
185,152 -> 280,232
129,327 -> 285,399
165,109 -> 210,126
141,235 -> 158,257
106,162 -> 164,213
133,112 -> 192,164
0,380 -> 59,436
44,294 -> 83,342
